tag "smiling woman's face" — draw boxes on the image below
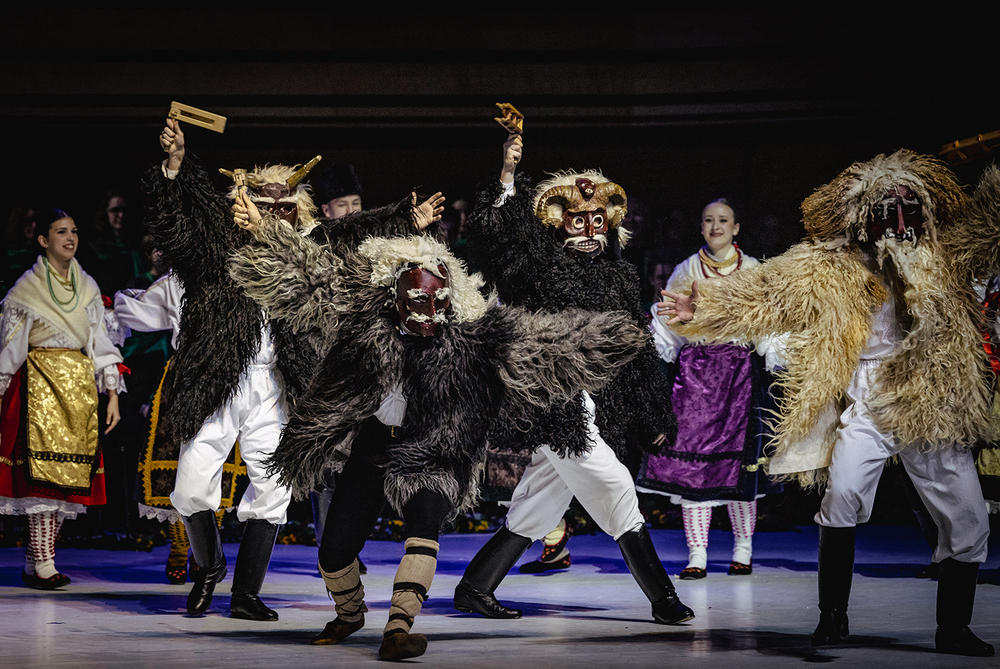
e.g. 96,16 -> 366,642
39,216 -> 78,265
701,202 -> 738,255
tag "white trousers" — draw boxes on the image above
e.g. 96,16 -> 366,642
171,364 -> 291,525
815,361 -> 989,563
505,393 -> 645,541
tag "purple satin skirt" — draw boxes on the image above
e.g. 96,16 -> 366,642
638,344 -> 773,502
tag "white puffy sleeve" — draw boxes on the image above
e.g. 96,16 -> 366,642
86,297 -> 125,394
755,333 -> 789,373
0,302 -> 32,397
114,272 -> 183,349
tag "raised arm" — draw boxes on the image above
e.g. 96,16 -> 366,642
142,119 -> 240,285
308,193 -> 442,254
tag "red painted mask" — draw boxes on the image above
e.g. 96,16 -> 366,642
395,265 -> 451,336
867,185 -> 923,244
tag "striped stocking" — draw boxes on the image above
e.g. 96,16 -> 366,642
682,505 -> 712,569
28,511 -> 62,579
727,500 -> 756,565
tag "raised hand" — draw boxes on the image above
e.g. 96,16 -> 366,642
160,118 -> 186,172
232,187 -> 262,233
657,281 -> 700,325
413,192 -> 446,230
494,102 -> 524,135
501,133 -> 523,184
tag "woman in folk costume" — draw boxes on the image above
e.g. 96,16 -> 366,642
637,199 -> 783,578
0,208 -> 125,589
662,151 -> 1000,657
114,271 -> 245,585
229,194 -> 649,660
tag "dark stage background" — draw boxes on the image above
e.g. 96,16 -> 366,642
1,8 -> 998,543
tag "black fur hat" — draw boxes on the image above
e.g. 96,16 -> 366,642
312,163 -> 363,204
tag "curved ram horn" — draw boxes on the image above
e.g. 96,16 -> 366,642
592,181 -> 628,226
535,184 -> 585,223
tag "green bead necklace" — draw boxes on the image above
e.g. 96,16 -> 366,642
43,257 -> 79,313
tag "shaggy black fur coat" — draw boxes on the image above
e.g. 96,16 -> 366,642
229,230 -> 647,515
466,175 -> 677,467
141,156 -> 417,450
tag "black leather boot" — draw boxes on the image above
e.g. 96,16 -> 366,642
617,525 -> 695,624
454,526 -> 532,618
935,558 -> 994,656
811,526 -> 854,646
183,510 -> 227,616
230,519 -> 280,621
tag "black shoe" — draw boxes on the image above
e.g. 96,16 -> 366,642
813,526 -> 854,645
166,554 -> 188,585
187,555 -> 227,615
310,616 -> 365,645
22,571 -> 71,590
617,525 -> 695,623
728,561 -> 752,576
935,625 -> 995,657
520,522 -> 572,574
229,519 -> 279,621
518,554 -> 571,574
378,630 -> 427,661
182,510 -> 227,616
230,593 -> 278,621
811,610 -> 849,646
651,592 -> 695,625
679,567 -> 706,580
454,581 -> 523,618
935,558 -> 991,656
454,526 -> 532,618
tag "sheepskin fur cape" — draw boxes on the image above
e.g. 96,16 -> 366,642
675,151 -> 1000,484
141,156 -> 417,450
465,175 -> 677,470
229,231 -> 646,514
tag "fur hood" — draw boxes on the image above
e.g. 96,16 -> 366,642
803,149 -> 966,247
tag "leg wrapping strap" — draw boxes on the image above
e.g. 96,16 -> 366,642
384,537 -> 439,636
319,558 -> 368,623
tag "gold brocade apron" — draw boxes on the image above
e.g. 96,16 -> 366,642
26,348 -> 99,492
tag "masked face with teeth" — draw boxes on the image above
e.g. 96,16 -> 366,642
866,185 -> 925,245
535,174 -> 627,261
395,264 -> 451,336
561,206 -> 609,258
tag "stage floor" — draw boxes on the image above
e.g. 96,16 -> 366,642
1,525 -> 998,668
